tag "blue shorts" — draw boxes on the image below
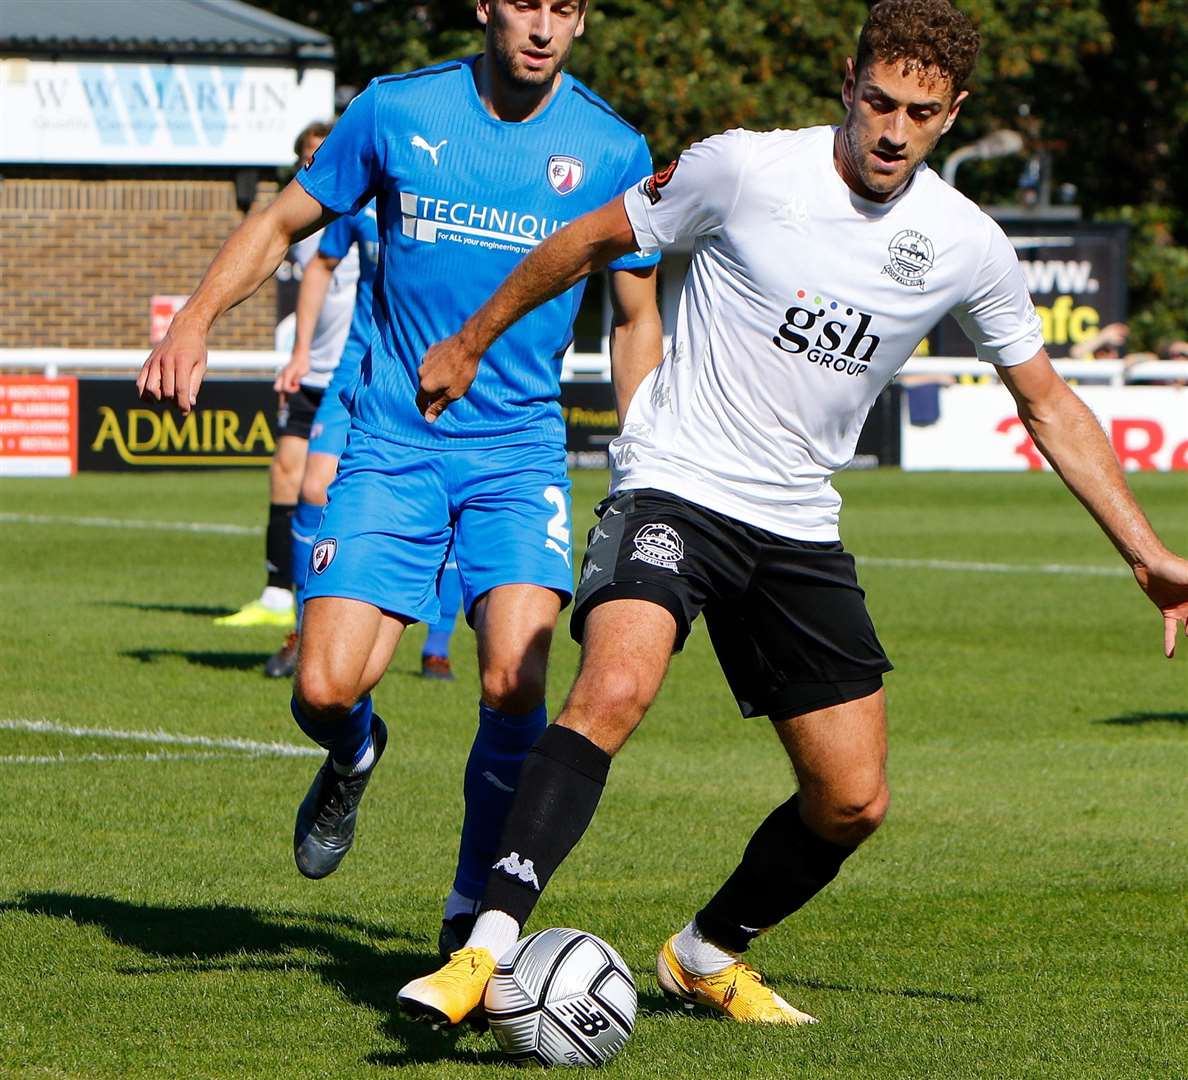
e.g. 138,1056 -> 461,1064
304,425 -> 573,622
307,382 -> 352,459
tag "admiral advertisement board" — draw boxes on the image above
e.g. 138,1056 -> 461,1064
902,385 -> 1188,471
79,380 -> 278,471
932,222 -> 1128,359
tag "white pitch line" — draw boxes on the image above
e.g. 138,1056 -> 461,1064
857,555 -> 1128,579
0,751 -> 244,766
0,512 -> 260,536
0,718 -> 322,757
0,512 -> 1129,579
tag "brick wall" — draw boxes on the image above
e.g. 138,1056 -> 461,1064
0,176 -> 279,349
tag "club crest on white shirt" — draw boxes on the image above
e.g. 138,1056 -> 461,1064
775,197 -> 809,228
883,229 -> 934,288
547,155 -> 584,195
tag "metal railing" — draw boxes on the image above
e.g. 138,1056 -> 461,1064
1,349 -> 1186,385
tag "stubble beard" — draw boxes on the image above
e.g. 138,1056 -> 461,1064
489,32 -> 575,90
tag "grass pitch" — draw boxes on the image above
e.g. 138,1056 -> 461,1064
0,467 -> 1185,1079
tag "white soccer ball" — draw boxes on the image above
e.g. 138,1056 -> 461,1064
484,927 -> 637,1068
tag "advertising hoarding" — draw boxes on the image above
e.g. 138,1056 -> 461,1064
0,377 -> 78,476
902,385 -> 1188,471
0,58 -> 334,166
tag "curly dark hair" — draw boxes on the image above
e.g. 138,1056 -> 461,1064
856,0 -> 981,94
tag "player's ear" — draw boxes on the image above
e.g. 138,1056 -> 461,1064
939,88 -> 968,136
574,0 -> 587,37
476,0 -> 490,28
841,57 -> 857,112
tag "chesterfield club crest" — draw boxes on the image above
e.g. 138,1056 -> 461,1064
547,155 -> 584,195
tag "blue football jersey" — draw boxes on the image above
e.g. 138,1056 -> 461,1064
318,200 -> 379,379
296,57 -> 659,448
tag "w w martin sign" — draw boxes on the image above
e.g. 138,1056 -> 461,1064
0,58 -> 333,166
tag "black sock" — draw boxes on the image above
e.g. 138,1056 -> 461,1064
266,502 -> 297,589
695,793 -> 856,953
480,725 -> 611,927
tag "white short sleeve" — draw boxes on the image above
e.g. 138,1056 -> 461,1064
623,129 -> 753,255
951,220 -> 1046,367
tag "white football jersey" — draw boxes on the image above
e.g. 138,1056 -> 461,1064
618,125 -> 1044,540
288,229 -> 360,389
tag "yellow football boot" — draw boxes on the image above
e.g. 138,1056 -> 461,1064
213,598 -> 295,628
656,936 -> 817,1024
398,947 -> 496,1027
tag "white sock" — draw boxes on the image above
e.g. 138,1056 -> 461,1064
332,736 -> 374,776
466,910 -> 521,961
260,585 -> 293,612
443,889 -> 481,922
672,919 -> 739,976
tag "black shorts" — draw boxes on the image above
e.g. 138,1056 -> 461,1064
276,385 -> 325,440
570,488 -> 892,720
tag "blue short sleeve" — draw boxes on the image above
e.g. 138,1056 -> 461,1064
608,134 -> 661,272
296,82 -> 382,216
317,214 -> 354,260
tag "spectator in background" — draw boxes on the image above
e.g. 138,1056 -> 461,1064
1070,321 -> 1128,361
1123,339 -> 1188,387
214,121 -> 359,630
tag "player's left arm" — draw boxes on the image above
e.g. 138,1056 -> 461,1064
1000,349 -> 1188,656
417,196 -> 639,422
607,265 -> 662,426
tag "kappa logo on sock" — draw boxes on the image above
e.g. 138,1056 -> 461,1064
493,850 -> 541,890
311,538 -> 337,575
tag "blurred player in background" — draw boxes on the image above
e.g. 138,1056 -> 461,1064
215,121 -> 358,631
398,0 -> 1188,1027
266,198 -> 462,680
137,0 -> 662,955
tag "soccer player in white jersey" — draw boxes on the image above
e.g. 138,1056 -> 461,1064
398,0 -> 1188,1027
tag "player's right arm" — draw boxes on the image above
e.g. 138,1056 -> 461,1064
417,132 -> 748,421
417,197 -> 640,421
137,181 -> 334,414
275,251 -> 341,397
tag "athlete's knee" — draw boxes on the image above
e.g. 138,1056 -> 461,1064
802,780 -> 889,845
298,475 -> 329,507
295,659 -> 360,719
480,657 -> 547,714
559,664 -> 654,752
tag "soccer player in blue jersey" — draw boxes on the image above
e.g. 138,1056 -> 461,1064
137,0 -> 662,955
267,199 -> 463,681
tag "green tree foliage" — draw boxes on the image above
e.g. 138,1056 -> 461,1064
254,0 -> 1188,336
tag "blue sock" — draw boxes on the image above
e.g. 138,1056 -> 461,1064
424,562 -> 462,658
291,694 -> 373,770
454,702 -> 548,899
290,500 -> 324,629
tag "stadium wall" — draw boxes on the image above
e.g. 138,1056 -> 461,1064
0,174 -> 279,350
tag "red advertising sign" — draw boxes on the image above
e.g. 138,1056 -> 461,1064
0,377 -> 78,476
150,295 -> 190,345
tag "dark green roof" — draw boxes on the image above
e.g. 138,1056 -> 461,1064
0,0 -> 333,61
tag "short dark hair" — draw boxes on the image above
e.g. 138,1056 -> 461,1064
856,0 -> 981,95
294,120 -> 333,160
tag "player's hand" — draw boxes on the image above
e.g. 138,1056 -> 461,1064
417,335 -> 480,423
275,346 -> 310,396
136,319 -> 208,415
1133,554 -> 1188,658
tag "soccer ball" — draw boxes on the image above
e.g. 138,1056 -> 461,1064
484,927 -> 637,1067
